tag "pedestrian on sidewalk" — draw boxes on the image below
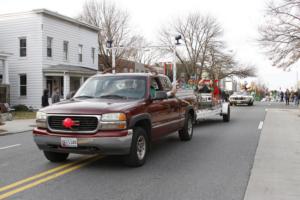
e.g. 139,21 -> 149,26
285,89 -> 290,105
296,89 -> 300,106
280,91 -> 284,102
51,87 -> 60,104
41,89 -> 49,107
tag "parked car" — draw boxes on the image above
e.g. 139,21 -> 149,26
229,91 -> 254,106
33,73 -> 196,167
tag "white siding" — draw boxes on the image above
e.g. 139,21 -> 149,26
0,13 -> 43,108
0,11 -> 98,109
0,61 -> 3,75
41,15 -> 98,70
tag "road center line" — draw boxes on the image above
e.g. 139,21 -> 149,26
258,121 -> 264,130
0,155 -> 102,200
0,155 -> 99,193
0,144 -> 21,150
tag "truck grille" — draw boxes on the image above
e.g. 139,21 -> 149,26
233,97 -> 246,100
47,115 -> 99,133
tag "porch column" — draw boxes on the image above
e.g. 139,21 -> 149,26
63,73 -> 70,99
80,76 -> 84,86
3,59 -> 9,84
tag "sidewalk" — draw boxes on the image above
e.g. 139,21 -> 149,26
0,119 -> 35,135
244,109 -> 300,200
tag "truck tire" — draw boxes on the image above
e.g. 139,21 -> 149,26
178,113 -> 194,141
43,151 -> 69,162
124,127 -> 149,167
223,106 -> 230,122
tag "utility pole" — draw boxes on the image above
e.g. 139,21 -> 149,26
297,71 -> 299,89
106,40 -> 116,74
173,35 -> 182,84
112,48 -> 116,74
173,46 -> 177,84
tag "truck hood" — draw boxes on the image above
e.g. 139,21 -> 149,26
40,98 -> 142,115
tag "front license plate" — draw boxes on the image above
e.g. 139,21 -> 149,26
61,137 -> 78,148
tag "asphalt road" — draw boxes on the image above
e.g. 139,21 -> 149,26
0,102 -> 297,200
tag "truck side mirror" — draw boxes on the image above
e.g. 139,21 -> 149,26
153,91 -> 168,100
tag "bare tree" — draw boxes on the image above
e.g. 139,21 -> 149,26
259,0 -> 300,69
78,0 -> 137,71
159,13 -> 256,80
159,13 -> 223,79
127,36 -> 163,67
205,46 -> 256,80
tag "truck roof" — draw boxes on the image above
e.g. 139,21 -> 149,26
92,73 -> 167,78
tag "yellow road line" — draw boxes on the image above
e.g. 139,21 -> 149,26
0,155 -> 96,193
0,155 -> 101,200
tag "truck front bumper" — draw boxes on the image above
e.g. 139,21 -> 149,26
33,128 -> 133,155
230,100 -> 251,104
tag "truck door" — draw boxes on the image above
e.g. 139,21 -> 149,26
159,76 -> 181,133
147,77 -> 171,140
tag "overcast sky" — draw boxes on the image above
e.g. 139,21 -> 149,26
0,0 -> 299,90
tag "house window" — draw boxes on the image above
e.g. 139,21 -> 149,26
63,41 -> 69,61
20,74 -> 27,96
19,38 -> 27,57
47,37 -> 53,57
91,47 -> 95,64
0,75 -> 2,83
78,44 -> 83,62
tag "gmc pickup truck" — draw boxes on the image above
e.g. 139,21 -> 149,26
33,73 -> 196,167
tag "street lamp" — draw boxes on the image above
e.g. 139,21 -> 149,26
175,35 -> 182,45
106,40 -> 116,74
173,35 -> 182,84
106,40 -> 113,48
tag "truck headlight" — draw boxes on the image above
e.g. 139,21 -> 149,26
36,111 -> 47,120
100,113 -> 127,130
36,111 -> 47,128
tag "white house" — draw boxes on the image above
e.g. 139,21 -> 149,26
0,9 -> 99,109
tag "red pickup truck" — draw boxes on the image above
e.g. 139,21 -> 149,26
33,73 -> 196,167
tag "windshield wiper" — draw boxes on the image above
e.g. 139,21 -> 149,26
99,94 -> 127,99
74,95 -> 94,99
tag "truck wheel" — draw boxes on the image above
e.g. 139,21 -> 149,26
124,127 -> 149,167
223,106 -> 230,122
179,114 -> 194,141
43,151 -> 69,162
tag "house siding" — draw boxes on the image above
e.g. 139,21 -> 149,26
0,13 -> 43,108
41,14 -> 98,70
0,11 -> 98,109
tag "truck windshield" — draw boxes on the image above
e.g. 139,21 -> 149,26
74,76 -> 147,100
233,91 -> 250,96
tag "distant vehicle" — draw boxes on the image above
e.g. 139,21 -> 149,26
229,91 -> 254,106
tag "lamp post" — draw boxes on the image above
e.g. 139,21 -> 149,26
297,71 -> 299,90
173,35 -> 182,84
106,40 -> 116,74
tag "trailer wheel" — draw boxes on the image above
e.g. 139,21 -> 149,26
223,106 -> 230,122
